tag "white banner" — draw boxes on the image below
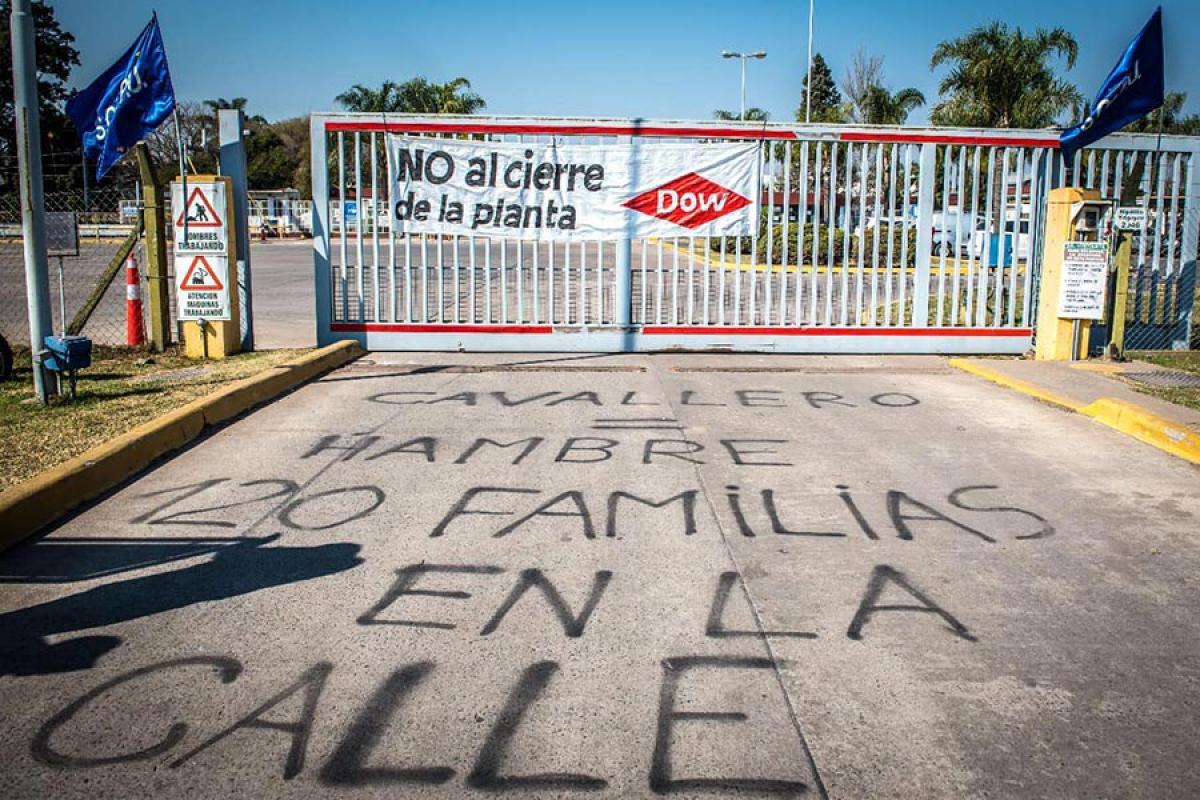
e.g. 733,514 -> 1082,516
387,135 -> 758,241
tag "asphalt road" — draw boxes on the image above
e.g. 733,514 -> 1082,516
1,352 -> 1198,798
250,240 -> 317,349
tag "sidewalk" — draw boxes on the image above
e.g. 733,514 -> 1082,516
949,356 -> 1200,464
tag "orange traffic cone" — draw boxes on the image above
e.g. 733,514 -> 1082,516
126,254 -> 145,346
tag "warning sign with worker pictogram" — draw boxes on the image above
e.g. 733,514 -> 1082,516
172,180 -> 228,253
179,255 -> 225,291
175,254 -> 231,320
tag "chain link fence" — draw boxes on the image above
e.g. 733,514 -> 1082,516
0,187 -> 152,349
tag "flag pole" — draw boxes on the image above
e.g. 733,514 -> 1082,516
174,105 -> 188,248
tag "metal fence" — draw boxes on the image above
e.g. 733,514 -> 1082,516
249,197 -> 312,237
313,114 -> 1200,354
1071,146 -> 1200,350
0,187 -> 149,348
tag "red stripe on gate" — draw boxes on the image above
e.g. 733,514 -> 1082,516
643,326 -> 1033,338
331,323 -> 1032,338
323,121 -> 798,140
839,131 -> 1059,148
330,323 -> 554,334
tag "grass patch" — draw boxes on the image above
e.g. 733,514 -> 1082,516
1129,351 -> 1200,374
0,345 -> 307,491
1124,350 -> 1200,413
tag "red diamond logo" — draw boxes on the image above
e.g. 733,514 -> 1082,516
623,172 -> 751,229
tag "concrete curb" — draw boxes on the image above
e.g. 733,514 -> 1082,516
948,358 -> 1200,466
0,340 -> 364,553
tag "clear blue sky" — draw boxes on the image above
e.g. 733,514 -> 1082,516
53,0 -> 1199,125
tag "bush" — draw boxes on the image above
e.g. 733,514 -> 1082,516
711,221 -> 917,268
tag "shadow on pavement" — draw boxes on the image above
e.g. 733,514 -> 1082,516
0,535 -> 278,584
0,535 -> 362,678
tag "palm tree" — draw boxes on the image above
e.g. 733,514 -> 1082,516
203,97 -> 248,112
929,22 -> 1081,128
713,108 -> 769,122
336,77 -> 485,114
433,77 -> 486,115
1119,91 -> 1200,135
861,86 -> 925,125
203,96 -> 266,128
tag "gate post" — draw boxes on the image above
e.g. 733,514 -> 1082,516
911,143 -> 937,326
614,240 -> 632,330
219,109 -> 254,351
615,133 -> 635,339
1179,147 -> 1200,349
310,116 -> 334,346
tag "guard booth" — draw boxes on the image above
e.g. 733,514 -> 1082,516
309,114 -> 1200,354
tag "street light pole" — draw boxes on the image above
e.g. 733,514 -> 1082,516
740,58 -> 747,121
721,50 -> 768,122
10,0 -> 55,402
806,0 -> 815,123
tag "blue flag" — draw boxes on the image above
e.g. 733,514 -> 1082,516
66,14 -> 176,181
1059,8 -> 1164,159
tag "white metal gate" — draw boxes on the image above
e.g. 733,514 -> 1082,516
311,114 -> 1200,353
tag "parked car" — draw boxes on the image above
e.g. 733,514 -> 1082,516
859,214 -> 914,233
930,211 -> 981,256
970,218 -> 1031,262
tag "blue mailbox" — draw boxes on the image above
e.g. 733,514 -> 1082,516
43,334 -> 92,398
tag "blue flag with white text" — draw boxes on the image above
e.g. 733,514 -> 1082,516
66,14 -> 176,181
1059,7 -> 1164,159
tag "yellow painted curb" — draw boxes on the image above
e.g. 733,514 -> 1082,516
1069,361 -> 1127,375
0,340 -> 364,553
949,358 -> 1200,466
946,358 -> 1084,412
1080,398 -> 1200,465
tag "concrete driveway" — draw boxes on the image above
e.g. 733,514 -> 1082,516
1,352 -> 1198,799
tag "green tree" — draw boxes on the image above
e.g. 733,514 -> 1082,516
335,77 -> 486,114
861,86 -> 926,125
0,0 -> 82,194
929,21 -> 1081,127
244,126 -> 295,189
797,53 -> 844,123
713,108 -> 769,122
1119,91 -> 1200,135
269,116 -> 312,195
840,51 -> 924,125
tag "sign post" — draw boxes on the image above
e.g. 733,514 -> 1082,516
1035,187 -> 1111,361
171,176 -> 240,358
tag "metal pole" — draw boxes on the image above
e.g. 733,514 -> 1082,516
81,151 -> 89,211
10,0 -> 55,402
219,109 -> 254,350
174,106 -> 188,249
806,0 -> 814,123
136,143 -> 170,351
56,256 -> 65,337
740,57 -> 747,121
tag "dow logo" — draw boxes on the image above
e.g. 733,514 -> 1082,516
623,172 -> 750,229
